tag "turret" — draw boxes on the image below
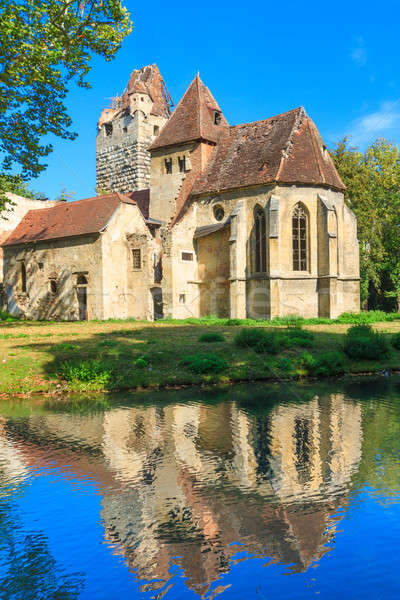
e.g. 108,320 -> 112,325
96,64 -> 173,194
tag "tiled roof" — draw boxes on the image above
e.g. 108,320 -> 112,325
1,193 -> 135,247
191,107 -> 345,195
149,74 -> 228,151
125,188 -> 150,219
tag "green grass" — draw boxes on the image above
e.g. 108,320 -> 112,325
2,314 -> 400,394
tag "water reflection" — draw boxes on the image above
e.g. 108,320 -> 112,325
0,383 -> 398,598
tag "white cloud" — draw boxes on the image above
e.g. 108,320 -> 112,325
348,100 -> 400,146
351,36 -> 367,67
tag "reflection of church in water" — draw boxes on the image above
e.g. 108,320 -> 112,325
2,392 -> 362,598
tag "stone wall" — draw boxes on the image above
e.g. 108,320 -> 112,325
96,100 -> 167,194
0,193 -> 61,286
2,234 -> 104,320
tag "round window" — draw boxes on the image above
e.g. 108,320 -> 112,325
213,204 -> 225,221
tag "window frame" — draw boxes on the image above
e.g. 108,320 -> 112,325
131,248 -> 142,270
292,203 -> 309,272
253,206 -> 267,274
181,251 -> 194,262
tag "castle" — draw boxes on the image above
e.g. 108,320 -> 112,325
1,64 -> 360,320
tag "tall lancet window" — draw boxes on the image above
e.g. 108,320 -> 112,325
254,206 -> 266,273
292,203 -> 308,271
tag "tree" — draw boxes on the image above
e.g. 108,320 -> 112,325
331,137 -> 400,310
0,1 -> 132,185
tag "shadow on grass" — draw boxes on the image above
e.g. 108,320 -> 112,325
12,323 -> 400,394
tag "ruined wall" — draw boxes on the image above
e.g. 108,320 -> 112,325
2,234 -> 104,320
197,227 -> 231,317
101,202 -> 157,320
96,98 -> 167,194
0,193 -> 60,286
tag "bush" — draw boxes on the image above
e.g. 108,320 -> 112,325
135,355 -> 150,369
198,332 -> 225,343
297,351 -> 346,377
234,328 -> 282,354
181,353 -> 227,374
60,359 -> 113,386
344,331 -> 391,360
225,319 -> 242,326
392,332 -> 400,350
284,327 -> 314,348
0,310 -> 20,322
346,324 -> 374,338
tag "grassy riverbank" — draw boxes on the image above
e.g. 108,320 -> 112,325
2,314 -> 400,394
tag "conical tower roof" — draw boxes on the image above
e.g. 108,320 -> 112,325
149,74 -> 228,151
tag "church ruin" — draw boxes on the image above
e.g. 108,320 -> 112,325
1,64 -> 360,320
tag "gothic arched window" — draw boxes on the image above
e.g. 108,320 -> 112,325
254,206 -> 266,273
292,203 -> 308,271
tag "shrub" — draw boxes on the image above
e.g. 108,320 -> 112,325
225,319 -> 242,326
60,359 -> 113,386
311,351 -> 346,376
198,332 -> 225,343
234,328 -> 282,354
346,324 -> 374,338
181,353 -> 227,374
276,357 -> 295,376
344,332 -> 391,360
392,332 -> 400,350
284,327 -> 314,348
135,355 -> 150,369
297,351 -> 346,377
0,310 -> 20,322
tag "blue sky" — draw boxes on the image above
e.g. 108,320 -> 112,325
32,0 -> 400,200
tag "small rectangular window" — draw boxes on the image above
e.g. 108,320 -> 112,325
179,294 -> 186,304
105,123 -> 113,137
181,252 -> 193,261
164,158 -> 172,174
154,125 -> 159,136
178,156 -> 186,173
132,249 -> 141,270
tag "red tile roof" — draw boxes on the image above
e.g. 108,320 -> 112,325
191,107 -> 345,195
1,193 -> 136,247
125,188 -> 150,219
149,74 -> 229,151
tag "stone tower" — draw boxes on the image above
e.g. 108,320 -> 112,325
96,64 -> 173,194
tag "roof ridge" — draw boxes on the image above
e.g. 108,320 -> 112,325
275,107 -> 305,180
229,107 -> 304,131
306,117 -> 325,184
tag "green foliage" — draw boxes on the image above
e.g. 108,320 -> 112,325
331,137 -> 400,309
0,0 -> 132,184
59,359 -> 113,386
0,173 -> 45,211
198,332 -> 225,343
344,325 -> 391,360
135,356 -> 149,369
391,332 -> 400,350
0,310 -> 20,322
234,328 -> 281,354
181,353 -> 227,374
337,311 -> 400,324
346,324 -> 374,337
284,327 -> 314,348
297,351 -> 346,377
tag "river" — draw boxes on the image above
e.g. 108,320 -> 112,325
0,377 -> 399,599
